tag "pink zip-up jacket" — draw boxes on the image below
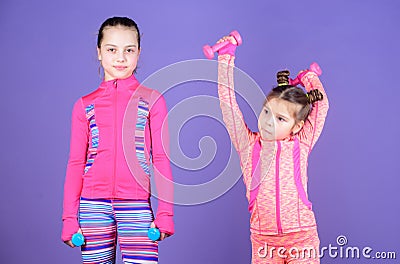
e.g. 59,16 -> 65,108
62,74 -> 174,241
218,54 -> 329,235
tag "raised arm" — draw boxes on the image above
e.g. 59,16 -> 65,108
298,71 -> 329,149
218,54 -> 253,155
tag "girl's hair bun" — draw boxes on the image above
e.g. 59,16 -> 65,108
307,89 -> 324,104
276,70 -> 290,86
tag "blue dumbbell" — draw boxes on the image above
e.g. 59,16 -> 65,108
147,228 -> 161,241
71,233 -> 85,247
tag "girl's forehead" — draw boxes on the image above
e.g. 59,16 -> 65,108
101,26 -> 138,42
103,25 -> 137,32
266,98 -> 301,117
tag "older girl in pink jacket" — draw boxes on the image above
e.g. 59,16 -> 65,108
217,36 -> 329,264
62,17 -> 174,264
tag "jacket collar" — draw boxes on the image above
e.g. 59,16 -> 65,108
99,74 -> 140,90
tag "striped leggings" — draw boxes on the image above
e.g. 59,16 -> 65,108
79,197 -> 158,264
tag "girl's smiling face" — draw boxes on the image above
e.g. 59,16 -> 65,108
97,26 -> 140,81
258,98 -> 304,141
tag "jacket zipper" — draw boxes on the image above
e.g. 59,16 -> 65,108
275,141 -> 283,234
112,80 -> 118,197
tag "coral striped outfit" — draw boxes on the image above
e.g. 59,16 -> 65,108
217,54 -> 329,263
62,74 -> 174,263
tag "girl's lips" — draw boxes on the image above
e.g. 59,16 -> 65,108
114,66 -> 127,70
262,129 -> 272,135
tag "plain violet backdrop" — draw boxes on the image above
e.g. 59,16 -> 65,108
1,0 -> 399,263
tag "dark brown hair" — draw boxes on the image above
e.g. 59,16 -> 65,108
97,17 -> 141,49
265,70 -> 323,122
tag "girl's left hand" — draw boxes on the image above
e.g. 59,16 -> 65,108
159,232 -> 170,241
64,228 -> 84,248
217,35 -> 237,45
150,222 -> 170,241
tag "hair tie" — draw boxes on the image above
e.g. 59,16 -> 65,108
278,82 -> 288,86
306,93 -> 311,104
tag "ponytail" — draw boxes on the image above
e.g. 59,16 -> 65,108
306,89 -> 324,104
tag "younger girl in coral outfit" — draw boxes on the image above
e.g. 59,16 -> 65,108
216,35 -> 329,264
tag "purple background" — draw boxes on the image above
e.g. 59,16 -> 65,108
1,0 -> 399,263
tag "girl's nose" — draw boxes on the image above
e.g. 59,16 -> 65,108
266,116 -> 274,127
116,51 -> 126,62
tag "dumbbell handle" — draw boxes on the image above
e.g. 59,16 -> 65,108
208,41 -> 231,54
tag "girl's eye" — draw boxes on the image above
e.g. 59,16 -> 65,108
107,48 -> 116,53
264,109 -> 269,114
278,117 -> 286,122
126,49 -> 135,53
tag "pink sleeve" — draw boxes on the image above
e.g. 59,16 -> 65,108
217,54 -> 253,154
149,91 -> 174,235
298,71 -> 329,149
61,98 -> 88,241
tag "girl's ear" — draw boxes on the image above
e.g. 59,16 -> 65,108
292,120 -> 305,135
97,47 -> 102,61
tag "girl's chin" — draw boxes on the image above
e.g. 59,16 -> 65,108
260,132 -> 275,141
